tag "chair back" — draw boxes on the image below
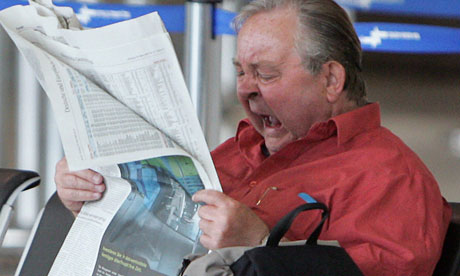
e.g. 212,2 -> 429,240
15,193 -> 75,276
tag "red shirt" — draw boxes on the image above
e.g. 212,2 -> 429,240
211,103 -> 451,276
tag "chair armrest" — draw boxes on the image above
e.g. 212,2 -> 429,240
0,169 -> 40,206
0,169 -> 40,246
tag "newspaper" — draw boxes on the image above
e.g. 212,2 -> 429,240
0,1 -> 221,275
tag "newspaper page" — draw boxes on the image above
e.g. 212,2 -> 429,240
0,1 -> 221,275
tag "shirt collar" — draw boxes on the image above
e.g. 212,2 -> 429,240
329,102 -> 381,146
235,102 -> 381,149
235,118 -> 252,141
235,119 -> 266,166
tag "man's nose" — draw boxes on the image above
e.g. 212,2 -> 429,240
237,75 -> 259,100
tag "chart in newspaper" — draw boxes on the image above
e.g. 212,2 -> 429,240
0,1 -> 221,275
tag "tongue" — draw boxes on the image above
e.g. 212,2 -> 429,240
264,115 -> 281,127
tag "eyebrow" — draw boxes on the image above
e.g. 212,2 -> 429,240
232,58 -> 281,70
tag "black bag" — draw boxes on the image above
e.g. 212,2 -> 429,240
229,202 -> 364,276
179,201 -> 364,276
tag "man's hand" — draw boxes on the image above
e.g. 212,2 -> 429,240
192,189 -> 269,250
54,157 -> 105,216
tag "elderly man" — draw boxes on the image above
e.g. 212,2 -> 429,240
55,0 -> 451,275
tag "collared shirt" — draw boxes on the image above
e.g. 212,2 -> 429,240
211,103 -> 451,276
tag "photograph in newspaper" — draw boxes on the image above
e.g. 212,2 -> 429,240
93,156 -> 206,276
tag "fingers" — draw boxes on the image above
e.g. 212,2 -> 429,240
196,204 -> 218,221
57,178 -> 103,202
55,157 -> 106,215
197,203 -> 269,250
192,189 -> 230,206
58,173 -> 104,193
192,189 -> 269,249
193,190 -> 239,221
197,205 -> 231,234
55,158 -> 103,185
198,217 -> 227,250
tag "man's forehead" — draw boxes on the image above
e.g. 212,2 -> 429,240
234,9 -> 297,67
237,8 -> 297,37
234,33 -> 294,69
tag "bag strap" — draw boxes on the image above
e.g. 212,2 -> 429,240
266,202 -> 329,247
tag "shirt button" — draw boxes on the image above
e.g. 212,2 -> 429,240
249,181 -> 257,188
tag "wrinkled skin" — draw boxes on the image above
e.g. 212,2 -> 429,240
235,7 -> 333,155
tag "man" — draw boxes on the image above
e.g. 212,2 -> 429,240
55,0 -> 451,275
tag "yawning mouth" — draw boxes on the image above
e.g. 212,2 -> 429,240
262,115 -> 282,128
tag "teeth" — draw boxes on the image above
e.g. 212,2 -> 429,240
269,116 -> 279,126
263,115 -> 281,127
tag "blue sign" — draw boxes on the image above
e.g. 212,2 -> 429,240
0,0 -> 186,31
215,8 -> 236,36
336,0 -> 460,19
1,1 -> 460,54
0,0 -> 31,11
356,22 -> 460,54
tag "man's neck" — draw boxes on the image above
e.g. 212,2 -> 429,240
330,96 -> 363,118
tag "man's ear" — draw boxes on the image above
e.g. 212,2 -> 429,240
321,61 -> 346,103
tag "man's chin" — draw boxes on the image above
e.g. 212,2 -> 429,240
264,138 -> 292,155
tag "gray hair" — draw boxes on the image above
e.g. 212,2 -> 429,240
234,0 -> 367,106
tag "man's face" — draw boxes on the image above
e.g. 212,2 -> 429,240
235,7 -> 331,155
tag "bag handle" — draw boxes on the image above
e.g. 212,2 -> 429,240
266,201 -> 329,247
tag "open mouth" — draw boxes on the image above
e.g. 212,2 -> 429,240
262,115 -> 282,128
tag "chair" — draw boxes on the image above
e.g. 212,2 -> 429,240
0,168 -> 74,276
0,168 -> 40,246
433,202 -> 460,276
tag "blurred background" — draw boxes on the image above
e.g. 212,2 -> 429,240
0,0 -> 459,275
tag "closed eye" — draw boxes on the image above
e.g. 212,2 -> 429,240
257,72 -> 278,83
259,74 -> 275,80
233,59 -> 245,77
